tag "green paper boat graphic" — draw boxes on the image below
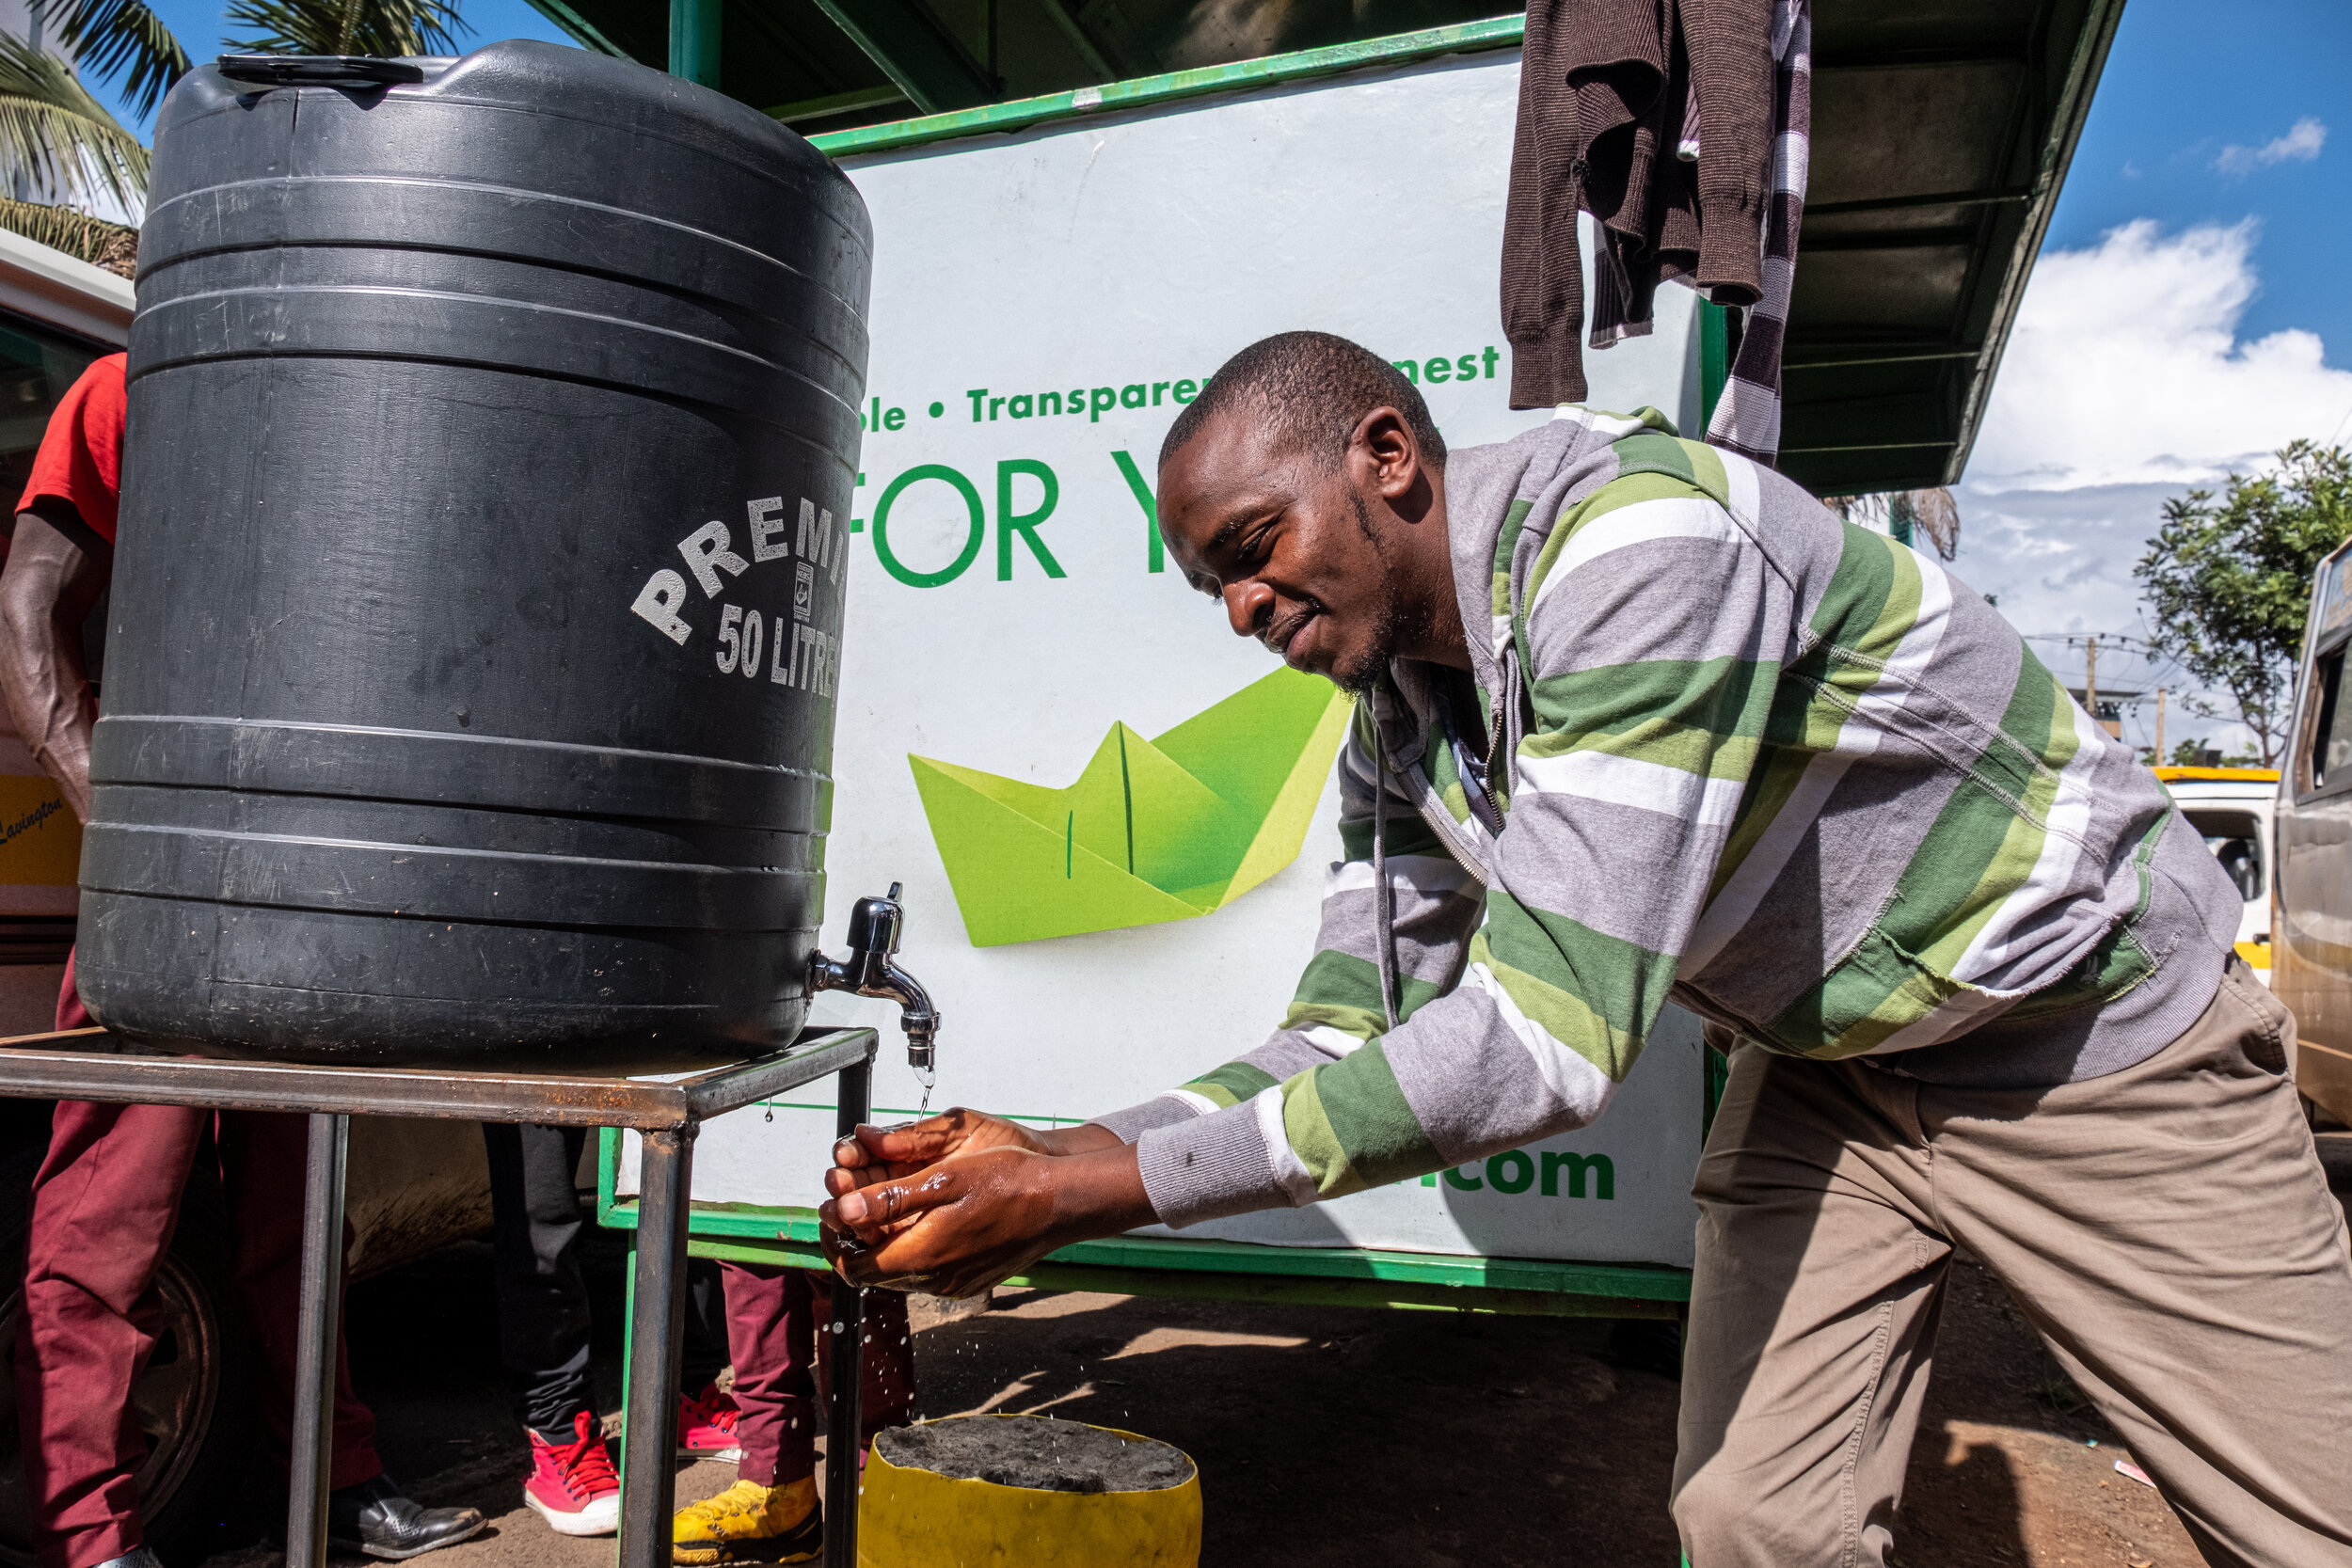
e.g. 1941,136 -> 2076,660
910,667 -> 1354,946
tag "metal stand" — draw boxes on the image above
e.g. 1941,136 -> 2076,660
0,1024 -> 881,1568
619,1125 -> 697,1568
290,1111 -> 350,1568
823,1059 -> 869,1559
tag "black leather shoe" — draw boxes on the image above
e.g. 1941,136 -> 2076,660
326,1474 -> 487,1560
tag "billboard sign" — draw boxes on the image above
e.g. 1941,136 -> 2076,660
625,46 -> 1710,1269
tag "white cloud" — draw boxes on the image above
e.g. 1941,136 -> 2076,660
1965,219 -> 2351,493
2214,117 -> 2326,176
1952,218 -> 2352,758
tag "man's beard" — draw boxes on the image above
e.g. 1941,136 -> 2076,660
1331,594 -> 1411,694
1330,492 -> 1436,695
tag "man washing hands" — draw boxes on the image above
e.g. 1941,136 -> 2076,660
822,1111 -> 1144,1300
821,331 -> 2352,1568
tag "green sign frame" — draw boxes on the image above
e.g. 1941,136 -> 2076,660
808,15 -> 1528,160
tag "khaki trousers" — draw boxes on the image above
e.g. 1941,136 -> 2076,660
1674,960 -> 2352,1568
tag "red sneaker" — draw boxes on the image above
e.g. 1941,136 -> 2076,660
523,1410 -> 620,1537
677,1382 -> 744,1463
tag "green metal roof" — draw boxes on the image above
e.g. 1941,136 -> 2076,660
526,0 -> 2124,495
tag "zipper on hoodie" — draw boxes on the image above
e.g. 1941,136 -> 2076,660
1451,721 -> 1504,837
1372,669 -> 1495,891
1407,736 -> 1493,888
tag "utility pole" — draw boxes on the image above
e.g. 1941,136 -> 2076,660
2155,686 -> 2166,763
2084,635 -> 2098,728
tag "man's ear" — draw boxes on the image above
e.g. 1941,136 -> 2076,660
1354,406 -> 1421,499
1354,407 -> 1437,525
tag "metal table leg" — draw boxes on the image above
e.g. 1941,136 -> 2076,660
0,1029 -> 886,1568
619,1127 -> 696,1568
824,1058 -> 871,1568
287,1111 -> 350,1568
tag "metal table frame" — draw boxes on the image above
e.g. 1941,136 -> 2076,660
0,1023 -> 881,1568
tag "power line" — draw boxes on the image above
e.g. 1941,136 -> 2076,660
2020,631 -> 2163,650
2019,632 -> 2184,688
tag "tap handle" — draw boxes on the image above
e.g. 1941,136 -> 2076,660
845,883 -> 904,965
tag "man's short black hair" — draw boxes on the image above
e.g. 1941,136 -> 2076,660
1158,330 -> 1447,474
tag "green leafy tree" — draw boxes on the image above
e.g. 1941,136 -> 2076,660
2135,440 -> 2352,767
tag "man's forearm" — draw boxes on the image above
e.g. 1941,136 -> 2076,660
1047,1142 -> 1156,1238
0,629 -> 97,823
16,677 -> 93,823
1041,1120 -> 1128,1156
0,510 -> 105,822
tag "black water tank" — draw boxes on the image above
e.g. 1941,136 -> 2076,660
74,42 -> 871,1065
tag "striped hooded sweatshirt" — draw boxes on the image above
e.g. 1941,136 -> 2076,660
1094,405 -> 2243,1231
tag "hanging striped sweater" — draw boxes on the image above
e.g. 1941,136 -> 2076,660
1094,405 -> 2242,1230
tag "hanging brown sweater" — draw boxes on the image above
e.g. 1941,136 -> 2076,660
1502,0 -> 1777,409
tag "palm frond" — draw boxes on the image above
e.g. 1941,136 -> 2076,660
0,195 -> 136,274
222,0 -> 469,61
0,34 -> 148,211
1821,488 -> 1963,561
1905,487 -> 1963,561
46,0 -> 192,121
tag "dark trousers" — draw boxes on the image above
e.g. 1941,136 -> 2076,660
484,1122 -> 725,1441
484,1121 -> 594,1440
688,1263 -> 915,1486
16,955 -> 382,1568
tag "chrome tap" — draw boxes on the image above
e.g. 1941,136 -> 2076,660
808,883 -> 940,1108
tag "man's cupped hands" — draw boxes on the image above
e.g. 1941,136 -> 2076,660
818,1109 -> 1151,1299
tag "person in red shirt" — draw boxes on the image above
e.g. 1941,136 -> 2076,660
4,353 -> 119,825
0,355 -> 485,1568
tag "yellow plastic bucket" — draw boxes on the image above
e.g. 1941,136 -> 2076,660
857,1414 -> 1201,1568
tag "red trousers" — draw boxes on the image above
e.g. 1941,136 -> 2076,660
14,955 -> 382,1568
718,1263 -> 914,1485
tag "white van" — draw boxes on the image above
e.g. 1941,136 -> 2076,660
2153,766 -> 2276,984
2272,534 -> 2352,1125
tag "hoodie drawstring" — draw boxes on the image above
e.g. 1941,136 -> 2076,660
1373,722 -> 1400,1034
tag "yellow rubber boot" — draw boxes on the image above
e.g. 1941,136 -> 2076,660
671,1476 -> 820,1565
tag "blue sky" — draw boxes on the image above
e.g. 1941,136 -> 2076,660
2043,0 -> 2350,368
1951,0 -> 2351,757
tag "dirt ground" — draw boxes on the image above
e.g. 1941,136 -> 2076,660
199,1131 -> 2352,1568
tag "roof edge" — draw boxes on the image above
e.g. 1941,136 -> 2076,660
809,14 -> 1525,158
0,225 -> 134,348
